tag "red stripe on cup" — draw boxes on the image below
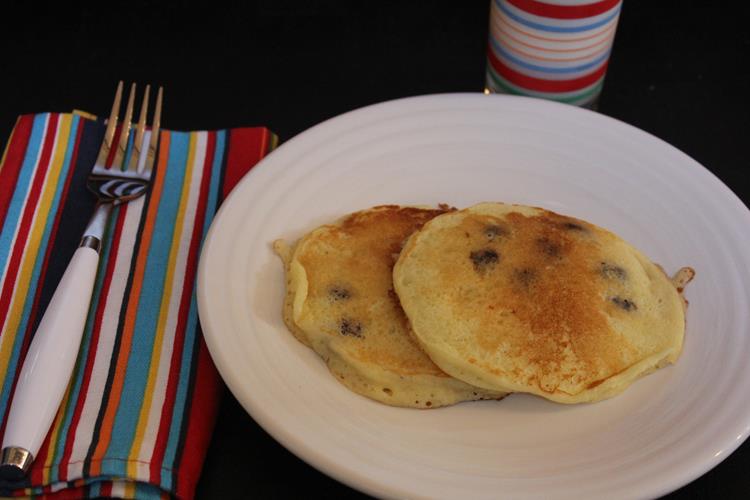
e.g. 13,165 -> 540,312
505,0 -> 620,20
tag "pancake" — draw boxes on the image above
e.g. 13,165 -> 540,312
393,202 -> 694,404
273,205 -> 506,408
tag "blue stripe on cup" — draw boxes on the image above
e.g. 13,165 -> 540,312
494,0 -> 621,33
490,37 -> 612,74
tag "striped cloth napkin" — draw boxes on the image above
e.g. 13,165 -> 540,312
0,112 -> 276,498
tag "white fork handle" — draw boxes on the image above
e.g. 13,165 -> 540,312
1,246 -> 99,466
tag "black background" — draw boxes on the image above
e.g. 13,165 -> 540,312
2,1 -> 749,498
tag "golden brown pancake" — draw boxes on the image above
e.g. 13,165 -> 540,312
273,205 -> 506,408
393,202 -> 694,404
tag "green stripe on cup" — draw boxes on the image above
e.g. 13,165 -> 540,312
486,63 -> 604,105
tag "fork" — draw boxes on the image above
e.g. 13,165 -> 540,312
0,82 -> 163,479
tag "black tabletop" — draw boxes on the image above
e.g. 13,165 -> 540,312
2,1 -> 748,498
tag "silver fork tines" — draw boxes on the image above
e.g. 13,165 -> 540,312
88,82 -> 163,204
80,82 -> 163,253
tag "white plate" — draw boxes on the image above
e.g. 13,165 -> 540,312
197,94 -> 750,499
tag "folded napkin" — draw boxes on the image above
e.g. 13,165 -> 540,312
0,112 -> 276,498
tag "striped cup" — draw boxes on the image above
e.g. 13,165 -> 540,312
485,0 -> 622,108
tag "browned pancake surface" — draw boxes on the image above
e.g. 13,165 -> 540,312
394,203 -> 691,403
276,205 -> 505,408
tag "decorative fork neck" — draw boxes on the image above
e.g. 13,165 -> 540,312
87,172 -> 150,203
79,203 -> 113,253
